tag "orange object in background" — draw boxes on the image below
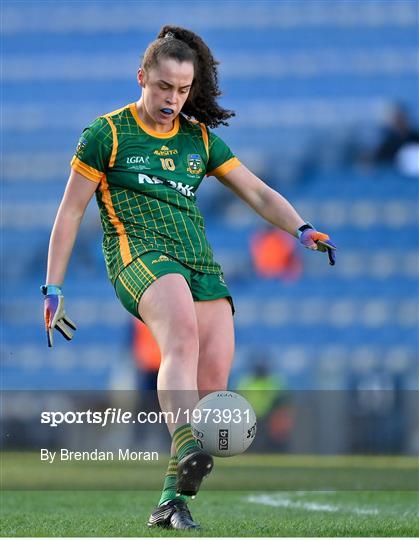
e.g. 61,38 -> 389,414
250,227 -> 302,281
132,319 -> 161,372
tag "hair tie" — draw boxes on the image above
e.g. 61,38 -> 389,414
164,32 -> 175,40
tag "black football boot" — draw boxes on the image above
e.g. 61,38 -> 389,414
147,499 -> 199,530
176,449 -> 214,497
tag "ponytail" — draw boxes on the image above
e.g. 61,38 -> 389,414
141,25 -> 235,128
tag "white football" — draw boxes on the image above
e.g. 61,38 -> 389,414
191,391 -> 257,457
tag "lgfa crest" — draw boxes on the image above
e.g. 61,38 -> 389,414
187,154 -> 203,175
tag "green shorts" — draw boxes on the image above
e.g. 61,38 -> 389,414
114,251 -> 234,320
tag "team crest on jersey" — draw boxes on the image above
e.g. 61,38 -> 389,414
187,154 -> 203,175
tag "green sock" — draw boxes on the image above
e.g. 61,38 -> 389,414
173,423 -> 200,462
158,455 -> 187,506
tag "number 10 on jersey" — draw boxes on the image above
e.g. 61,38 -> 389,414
160,158 -> 176,171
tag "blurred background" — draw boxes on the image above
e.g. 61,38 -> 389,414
2,0 -> 418,456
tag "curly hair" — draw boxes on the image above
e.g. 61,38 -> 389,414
141,25 -> 235,128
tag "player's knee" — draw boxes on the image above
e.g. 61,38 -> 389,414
198,372 -> 228,392
167,339 -> 199,365
198,353 -> 230,391
162,320 -> 199,362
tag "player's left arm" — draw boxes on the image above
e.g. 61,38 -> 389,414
216,164 -> 336,264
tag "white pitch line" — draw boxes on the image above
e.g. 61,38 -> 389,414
247,494 -> 379,516
294,490 -> 336,496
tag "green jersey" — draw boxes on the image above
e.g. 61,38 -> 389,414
71,103 -> 241,283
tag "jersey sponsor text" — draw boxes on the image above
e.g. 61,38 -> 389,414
137,173 -> 195,197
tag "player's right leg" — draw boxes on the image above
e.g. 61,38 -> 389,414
138,272 -> 213,494
115,257 -> 213,528
114,253 -> 201,433
136,272 -> 211,528
138,272 -> 200,429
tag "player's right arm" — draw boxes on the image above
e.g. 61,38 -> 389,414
46,170 -> 98,286
42,116 -> 112,346
42,170 -> 98,347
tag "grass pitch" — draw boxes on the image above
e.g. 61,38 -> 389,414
1,453 -> 418,536
1,489 -> 418,537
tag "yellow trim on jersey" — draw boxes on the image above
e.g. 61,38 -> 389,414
118,274 -> 138,302
199,123 -> 209,159
207,156 -> 241,178
103,115 -> 118,167
98,175 -> 133,267
133,257 -> 157,281
129,102 -> 180,139
71,156 -> 103,183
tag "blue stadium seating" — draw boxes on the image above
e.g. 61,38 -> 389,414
2,0 -> 418,389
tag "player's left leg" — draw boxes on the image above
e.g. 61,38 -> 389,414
195,297 -> 235,393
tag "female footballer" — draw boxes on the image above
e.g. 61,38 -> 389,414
42,25 -> 336,530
